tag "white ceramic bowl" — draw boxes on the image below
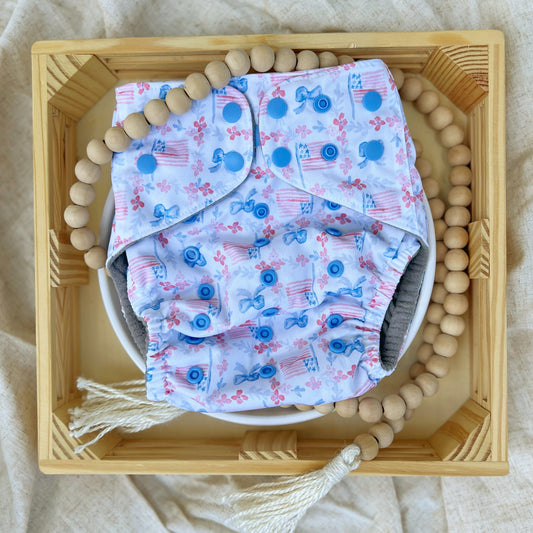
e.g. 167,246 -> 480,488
98,190 -> 435,426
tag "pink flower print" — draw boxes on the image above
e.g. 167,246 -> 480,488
193,131 -> 204,146
262,184 -> 274,199
365,348 -> 379,367
250,167 -> 266,180
263,225 -> 275,239
282,166 -> 294,180
271,389 -> 285,405
333,112 -> 347,131
272,86 -> 286,98
241,128 -> 252,140
270,130 -> 283,142
227,126 -> 241,140
296,254 -> 309,267
163,378 -> 174,395
336,130 -> 348,147
347,364 -> 357,378
335,213 -> 351,225
371,221 -> 383,235
214,250 -> 226,266
340,157 -> 352,175
231,389 -> 248,404
270,378 -> 280,391
167,309 -> 180,328
333,369 -> 348,383
319,249 -> 329,263
269,340 -> 282,352
222,264 -> 230,281
318,337 -> 330,352
156,124 -> 172,136
157,179 -> 171,193
254,342 -> 269,354
317,273 -> 329,289
396,148 -> 406,165
158,233 -> 169,247
295,217 -> 311,228
293,338 -> 308,349
227,221 -> 242,233
136,82 -> 150,94
316,233 -> 328,245
306,376 -> 322,390
131,195 -> 144,211
259,131 -> 270,146
215,394 -> 232,407
257,89 -> 265,99
295,125 -> 312,138
271,258 -> 285,270
369,116 -> 386,131
132,176 -> 144,195
316,314 -> 327,328
159,281 -> 174,291
212,222 -> 227,233
271,281 -> 283,295
353,178 -> 366,190
201,274 -> 214,284
255,260 -> 271,271
192,159 -> 204,176
187,227 -> 201,236
322,214 -> 335,225
184,182 -> 198,196
194,116 -> 207,132
310,183 -> 326,196
199,182 -> 213,196
386,115 -> 400,128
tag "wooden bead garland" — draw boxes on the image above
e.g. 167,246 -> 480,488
67,56 -> 472,463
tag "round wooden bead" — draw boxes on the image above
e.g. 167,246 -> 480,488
422,177 -> 440,199
400,77 -> 423,101
415,372 -> 439,397
69,182 -> 96,206
440,314 -> 466,337
429,198 -> 445,220
358,397 -> 383,423
434,333 -> 459,358
204,61 -> 231,89
369,422 -> 394,448
184,73 -> 211,100
123,112 -> 150,139
84,246 -> 107,269
427,302 -> 446,325
104,126 -> 130,152
417,342 -> 434,364
274,48 -> 297,72
296,50 -> 319,71
434,262 -> 449,283
443,226 -> 469,249
434,219 -> 447,241
426,355 -> 451,378
385,416 -> 405,433
431,283 -> 448,305
415,157 -> 432,178
404,408 -> 415,420
382,394 -> 406,420
415,90 -> 439,114
335,398 -> 358,418
399,383 -> 424,410
165,87 -> 192,115
440,124 -> 465,148
143,99 -> 170,126
318,51 -> 338,68
436,241 -> 448,262
413,138 -> 423,158
70,227 -> 96,251
444,271 -> 470,294
423,323 -> 440,344
64,205 -> 89,229
87,139 -> 113,165
294,404 -> 313,411
225,49 -> 250,77
74,158 -> 101,184
443,293 -> 469,315
445,249 -> 469,271
390,67 -> 404,90
448,186 -> 472,207
450,165 -> 472,186
409,362 -> 426,379
353,433 -> 379,461
314,402 -> 335,414
250,45 -> 275,72
448,144 -> 471,166
445,206 -> 471,227
428,106 -> 453,130
337,55 -> 354,64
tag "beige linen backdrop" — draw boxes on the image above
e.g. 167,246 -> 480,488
1,1 -> 532,531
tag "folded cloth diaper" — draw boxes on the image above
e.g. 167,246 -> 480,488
106,59 -> 429,413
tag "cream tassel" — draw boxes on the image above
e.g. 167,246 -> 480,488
224,443 -> 361,533
69,377 -> 185,453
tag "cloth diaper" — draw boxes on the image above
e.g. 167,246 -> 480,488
106,59 -> 429,413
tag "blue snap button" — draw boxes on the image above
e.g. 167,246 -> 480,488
326,314 -> 344,328
327,260 -> 344,278
267,97 -> 288,119
362,90 -> 382,112
256,326 -> 273,342
186,366 -> 204,384
259,364 -> 276,378
222,102 -> 242,123
326,201 -> 341,210
254,237 -> 270,247
192,313 -> 210,330
260,269 -> 277,286
365,140 -> 384,161
262,307 -> 280,317
185,336 -> 203,345
253,203 -> 270,219
137,154 -> 157,174
329,339 -> 346,353
313,95 -> 331,113
184,246 -> 200,263
325,227 -> 342,236
321,143 -> 338,161
272,147 -> 291,168
198,283 -> 215,300
224,151 -> 245,172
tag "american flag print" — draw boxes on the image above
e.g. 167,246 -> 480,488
279,348 -> 319,379
329,302 -> 366,321
174,364 -> 209,390
114,190 -> 129,221
348,69 -> 388,103
297,142 -> 337,171
226,320 -> 257,340
275,188 -> 313,217
222,242 -> 259,264
154,140 -> 189,167
116,85 -> 135,104
363,191 -> 402,221
286,279 -> 314,309
129,255 -> 162,287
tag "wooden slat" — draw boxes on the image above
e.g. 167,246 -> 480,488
49,230 -> 89,287
239,431 -> 297,460
468,219 -> 490,279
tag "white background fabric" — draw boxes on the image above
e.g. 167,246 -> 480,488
1,0 -> 532,531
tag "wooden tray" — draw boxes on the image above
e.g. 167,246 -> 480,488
32,31 -> 507,475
